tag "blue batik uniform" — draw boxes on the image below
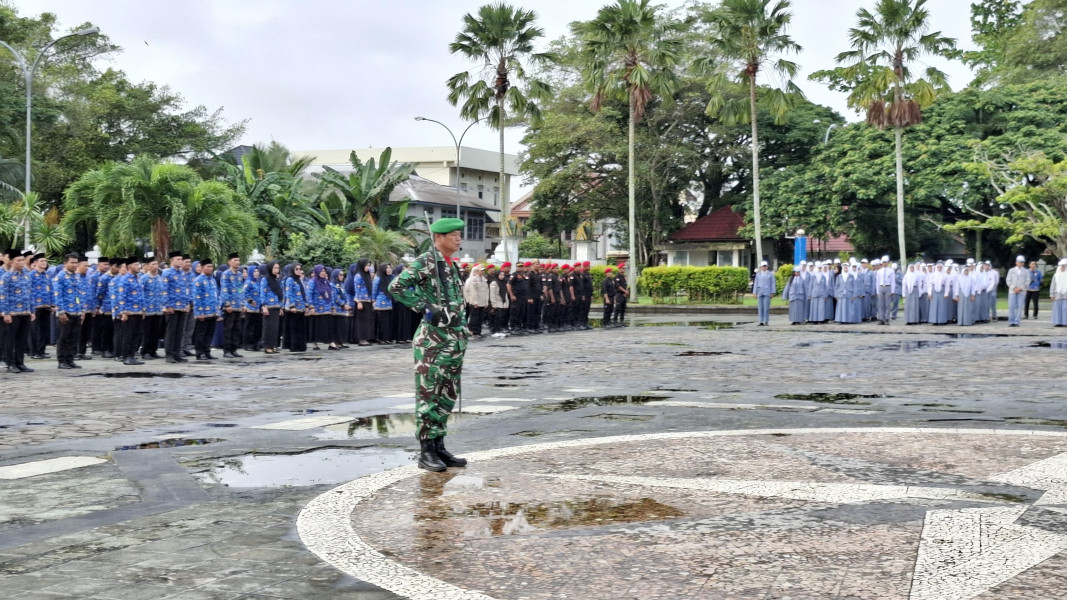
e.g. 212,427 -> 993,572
192,274 -> 220,318
283,278 -> 306,311
351,274 -> 372,304
140,273 -> 165,316
94,273 -> 113,313
160,267 -> 186,311
332,281 -> 350,315
29,269 -> 52,310
306,280 -> 332,315
259,279 -> 283,308
0,269 -> 33,315
113,273 -> 145,315
372,276 -> 393,310
219,268 -> 245,313
105,274 -> 124,317
53,270 -> 84,315
74,272 -> 92,312
243,278 -> 261,312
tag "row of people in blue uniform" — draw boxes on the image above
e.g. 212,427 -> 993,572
0,248 -> 420,371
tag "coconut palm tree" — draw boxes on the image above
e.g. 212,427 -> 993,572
572,0 -> 684,281
315,147 -> 416,232
702,0 -> 804,268
62,155 -> 256,259
447,2 -> 556,262
833,0 -> 955,261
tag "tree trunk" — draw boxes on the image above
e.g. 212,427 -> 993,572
894,125 -> 906,263
749,75 -> 763,268
499,99 -> 509,263
628,96 -> 637,294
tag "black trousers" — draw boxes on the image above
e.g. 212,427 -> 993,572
509,300 -> 524,329
262,309 -> 281,349
122,315 -> 143,359
113,317 -> 125,357
603,300 -> 614,324
286,311 -> 307,352
4,314 -> 31,367
79,313 -> 93,354
193,316 -> 217,356
374,310 -> 393,342
1026,290 -> 1040,317
332,314 -> 349,345
141,315 -> 163,355
243,312 -> 262,349
31,307 -> 51,356
164,311 -> 188,358
354,305 -> 374,342
94,313 -> 114,353
56,313 -> 82,365
467,305 -> 484,335
221,310 -> 242,351
525,299 -> 542,329
613,295 -> 628,322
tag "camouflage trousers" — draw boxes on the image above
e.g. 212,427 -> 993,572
412,323 -> 468,441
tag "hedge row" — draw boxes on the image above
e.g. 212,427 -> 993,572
636,266 -> 750,304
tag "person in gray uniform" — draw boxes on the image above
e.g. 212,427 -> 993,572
1006,255 -> 1029,327
753,261 -> 776,326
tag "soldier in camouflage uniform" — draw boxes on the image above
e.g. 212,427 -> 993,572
388,218 -> 470,472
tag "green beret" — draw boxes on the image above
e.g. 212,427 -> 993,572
430,218 -> 465,234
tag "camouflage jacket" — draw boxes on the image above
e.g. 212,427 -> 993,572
389,251 -> 468,335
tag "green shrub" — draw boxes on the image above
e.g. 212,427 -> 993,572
636,266 -> 750,304
775,263 -> 793,294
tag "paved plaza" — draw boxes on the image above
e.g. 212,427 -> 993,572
2,314 -> 1067,599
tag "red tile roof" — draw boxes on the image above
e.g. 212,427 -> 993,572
671,205 -> 746,241
812,234 -> 854,253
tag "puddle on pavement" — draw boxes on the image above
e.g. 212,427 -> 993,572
1031,341 -> 1067,349
291,409 -> 331,415
773,393 -> 888,405
794,340 -> 834,348
975,491 -> 1030,503
676,350 -> 733,356
533,395 -> 663,412
1004,417 -> 1067,428
189,447 -> 412,487
205,423 -> 238,428
79,372 -> 208,379
426,497 -> 684,534
920,408 -> 985,414
879,341 -> 955,352
116,438 -> 223,451
314,412 -> 476,440
905,403 -> 958,408
512,429 -> 595,437
583,413 -> 654,421
630,321 -> 739,329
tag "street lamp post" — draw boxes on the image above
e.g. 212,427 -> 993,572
414,116 -> 485,252
0,27 -> 99,248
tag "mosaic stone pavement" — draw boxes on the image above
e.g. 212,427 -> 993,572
3,314 -> 1067,599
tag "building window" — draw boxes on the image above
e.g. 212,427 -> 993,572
441,208 -> 456,219
465,213 -> 485,241
460,183 -> 468,192
477,184 -> 484,199
493,186 -> 499,203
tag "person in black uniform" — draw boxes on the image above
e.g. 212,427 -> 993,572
508,262 -> 528,334
613,264 -> 630,326
545,264 -> 560,333
526,262 -> 544,333
579,262 -> 594,330
601,266 -> 616,326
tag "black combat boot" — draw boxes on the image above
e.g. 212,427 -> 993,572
418,438 -> 446,472
435,437 -> 467,467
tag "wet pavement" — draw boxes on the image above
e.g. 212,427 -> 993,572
3,314 -> 1067,599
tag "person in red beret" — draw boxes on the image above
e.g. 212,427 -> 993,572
612,264 -> 630,326
578,261 -> 594,329
601,266 -> 617,326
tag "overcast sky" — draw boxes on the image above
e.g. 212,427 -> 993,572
11,0 -> 978,197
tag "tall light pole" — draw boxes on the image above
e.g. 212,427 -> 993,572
414,116 -> 485,251
0,26 -> 100,248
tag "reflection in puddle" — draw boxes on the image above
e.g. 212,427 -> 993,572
676,351 -> 732,356
879,340 -> 955,352
533,395 -> 663,412
420,497 -> 684,535
773,392 -> 888,405
1031,341 -> 1067,349
189,447 -> 412,487
794,340 -> 834,348
1004,417 -> 1067,428
315,412 -> 476,439
511,429 -> 595,437
80,372 -> 206,379
116,438 -> 222,450
583,413 -> 654,421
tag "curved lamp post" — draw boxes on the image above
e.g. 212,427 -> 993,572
0,26 -> 100,248
414,116 -> 485,249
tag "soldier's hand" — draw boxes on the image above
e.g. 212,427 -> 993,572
2,315 -> 9,324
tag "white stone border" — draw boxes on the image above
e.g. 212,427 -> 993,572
296,427 -> 1067,600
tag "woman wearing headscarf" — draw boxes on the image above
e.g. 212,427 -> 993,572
955,264 -> 978,326
283,263 -> 308,352
343,263 -> 359,344
834,265 -> 849,323
807,262 -> 827,324
211,266 -> 225,350
351,258 -> 375,346
391,264 -> 416,344
782,267 -> 807,325
326,268 -> 350,349
1051,259 -> 1067,326
463,264 -> 490,335
372,263 -> 395,344
242,264 -> 263,351
306,264 -> 333,350
928,262 -> 949,325
846,264 -> 864,324
902,263 -> 921,324
918,264 -> 931,323
489,267 -> 510,333
260,261 -> 284,353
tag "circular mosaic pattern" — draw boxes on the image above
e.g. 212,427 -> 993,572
297,428 -> 1067,600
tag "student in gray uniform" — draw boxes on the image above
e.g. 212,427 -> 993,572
1006,255 -> 1029,327
753,261 -> 776,326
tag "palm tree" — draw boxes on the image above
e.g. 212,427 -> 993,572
447,2 -> 556,262
833,0 -> 955,261
572,0 -> 684,282
316,147 -> 416,232
352,225 -> 413,264
702,0 -> 804,268
62,155 -> 256,259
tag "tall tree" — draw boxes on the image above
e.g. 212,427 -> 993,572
62,155 -> 257,259
315,148 -> 416,233
447,2 -> 556,262
701,0 -> 803,268
818,0 -> 955,263
572,0 -> 684,281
